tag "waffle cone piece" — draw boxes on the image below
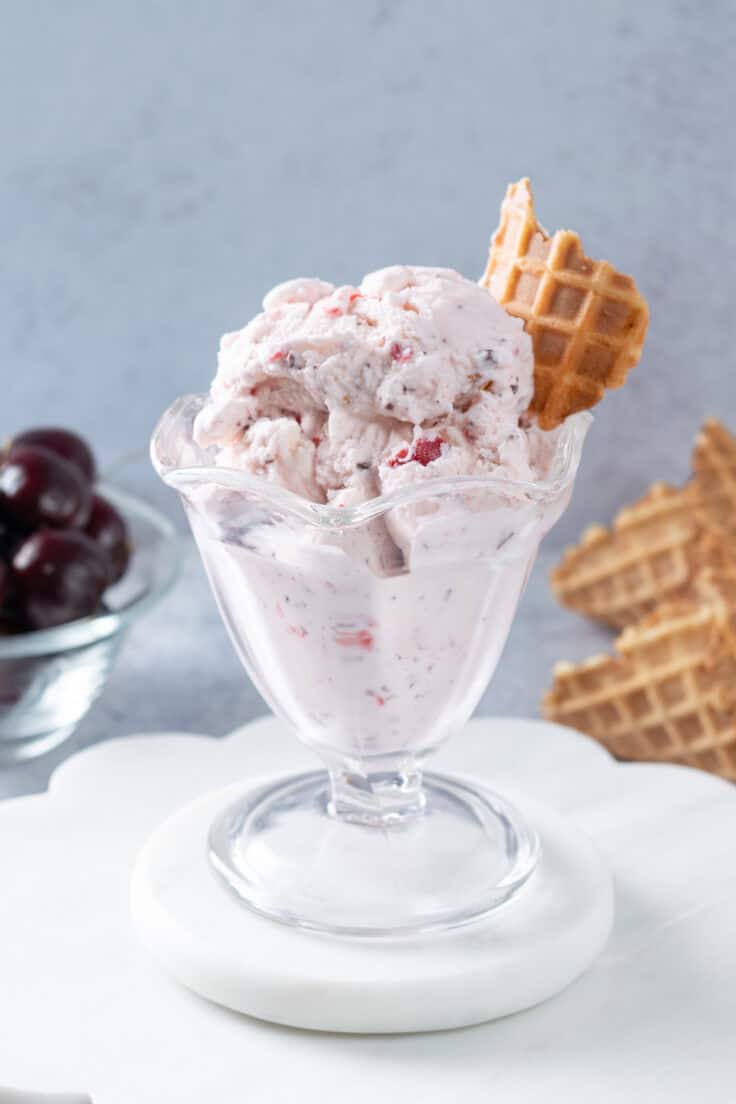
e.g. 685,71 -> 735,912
551,481 -> 736,629
692,417 -> 736,535
481,179 -> 649,429
551,420 -> 736,628
543,570 -> 736,780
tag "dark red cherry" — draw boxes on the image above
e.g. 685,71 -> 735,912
84,494 -> 130,583
13,427 -> 96,483
0,502 -> 26,561
0,611 -> 27,637
0,558 -> 27,634
0,446 -> 91,530
12,529 -> 108,630
0,559 -> 10,608
0,587 -> 28,636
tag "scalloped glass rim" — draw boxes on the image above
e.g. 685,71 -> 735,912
0,484 -> 182,660
151,394 -> 592,528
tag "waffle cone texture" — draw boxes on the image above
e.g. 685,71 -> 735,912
551,421 -> 736,630
544,570 -> 736,781
482,179 -> 649,430
551,481 -> 735,630
544,420 -> 736,781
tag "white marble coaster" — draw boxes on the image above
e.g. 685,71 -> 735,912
130,768 -> 613,1033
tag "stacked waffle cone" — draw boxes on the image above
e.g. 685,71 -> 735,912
551,479 -> 735,630
544,420 -> 736,780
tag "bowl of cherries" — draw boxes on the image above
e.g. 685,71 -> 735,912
0,427 -> 180,762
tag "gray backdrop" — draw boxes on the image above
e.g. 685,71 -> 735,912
2,0 -> 734,795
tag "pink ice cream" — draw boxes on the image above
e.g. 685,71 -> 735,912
154,264 -> 584,766
193,265 -> 544,507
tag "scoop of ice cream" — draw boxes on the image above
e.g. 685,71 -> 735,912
193,265 -> 538,504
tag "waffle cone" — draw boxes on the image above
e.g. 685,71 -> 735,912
692,418 -> 736,535
551,481 -> 736,629
543,570 -> 736,781
481,179 -> 649,430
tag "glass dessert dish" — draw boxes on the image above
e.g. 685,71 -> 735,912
152,395 -> 590,936
0,485 -> 180,763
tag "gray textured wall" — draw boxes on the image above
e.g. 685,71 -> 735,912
2,0 -> 735,793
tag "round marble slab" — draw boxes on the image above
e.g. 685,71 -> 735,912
130,763 -> 613,1033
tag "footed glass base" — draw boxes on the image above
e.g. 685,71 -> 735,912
208,770 -> 539,936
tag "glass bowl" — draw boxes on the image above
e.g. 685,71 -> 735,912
152,395 -> 591,936
0,485 -> 181,763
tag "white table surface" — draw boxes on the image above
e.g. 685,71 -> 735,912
2,715 -> 736,1101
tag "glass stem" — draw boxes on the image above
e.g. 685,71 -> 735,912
327,758 -> 426,827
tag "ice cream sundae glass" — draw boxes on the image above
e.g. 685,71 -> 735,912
151,181 -> 647,935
